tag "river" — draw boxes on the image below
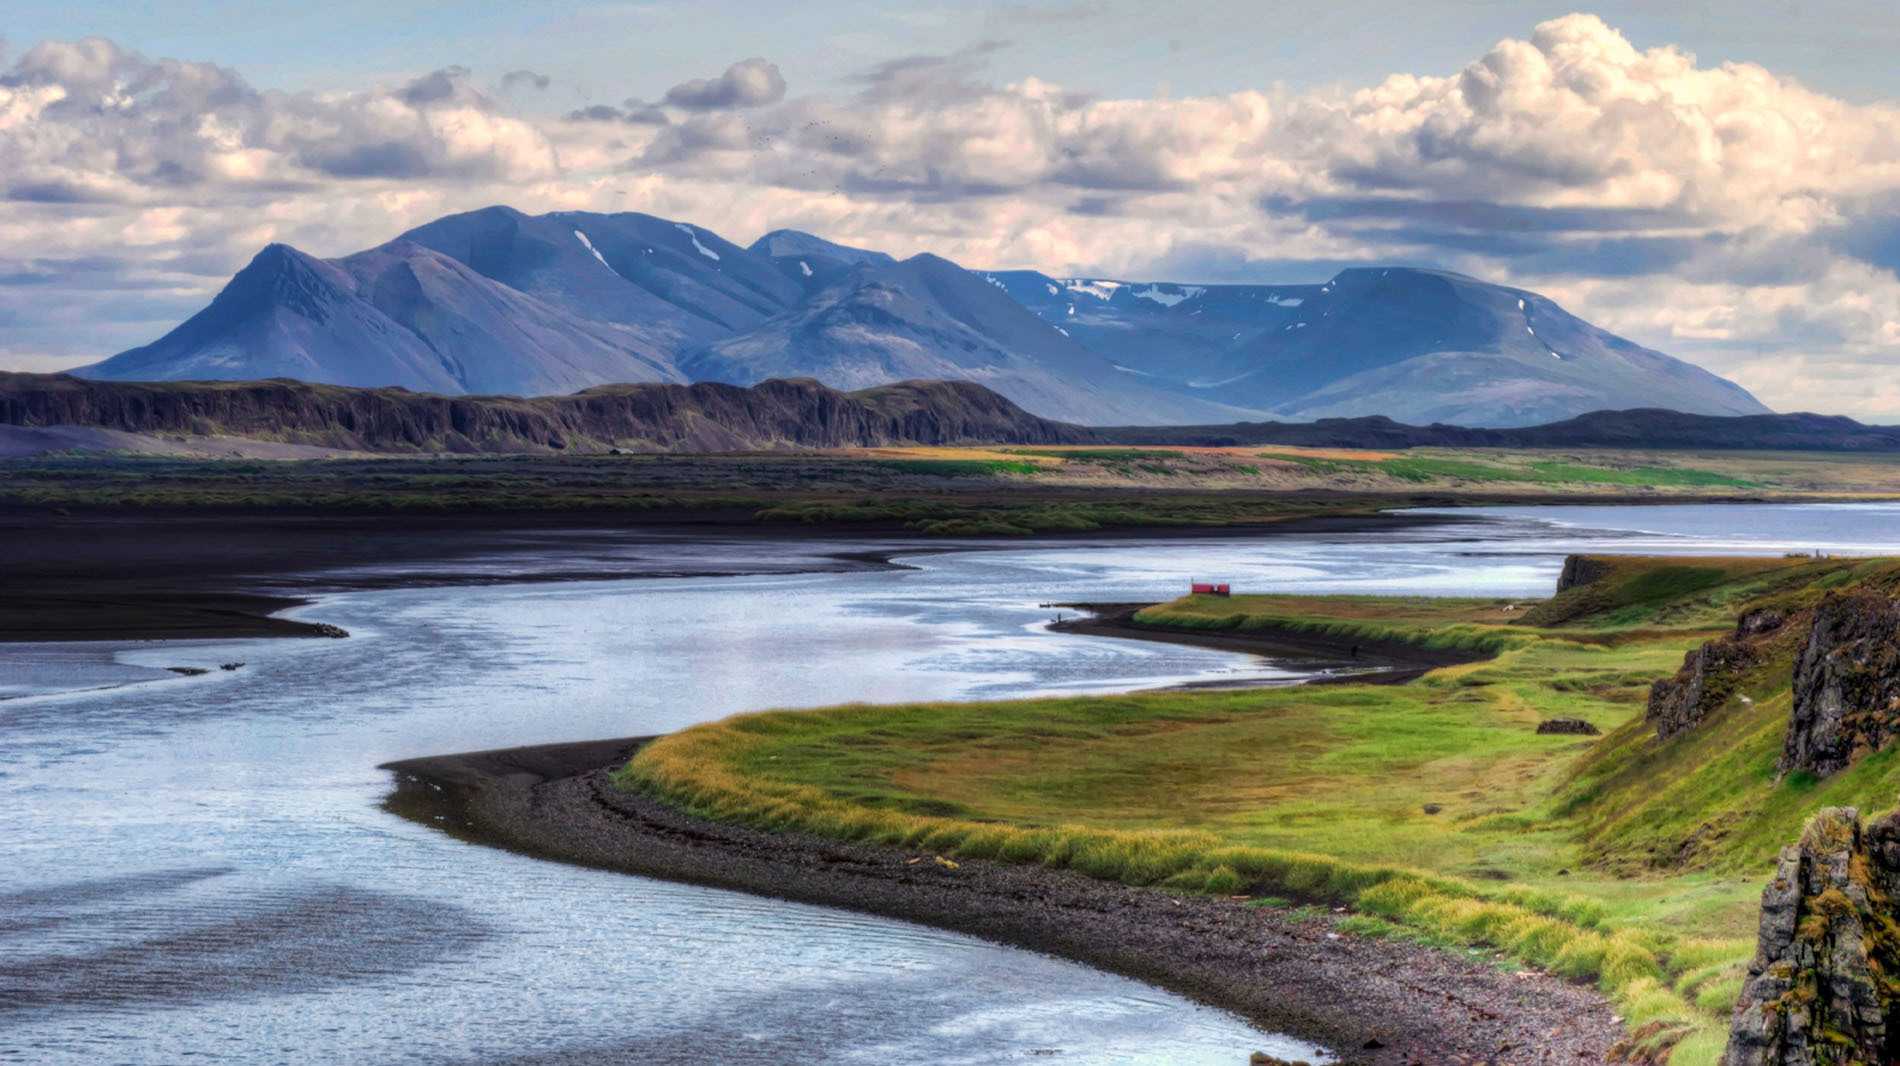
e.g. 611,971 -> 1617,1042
6,503 -> 1900,1065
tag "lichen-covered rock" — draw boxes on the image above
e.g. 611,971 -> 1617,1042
1780,594 -> 1900,778
1738,608 -> 1789,637
1723,805 -> 1900,1065
1648,638 -> 1759,741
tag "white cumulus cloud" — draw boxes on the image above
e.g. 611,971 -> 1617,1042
4,17 -> 1900,417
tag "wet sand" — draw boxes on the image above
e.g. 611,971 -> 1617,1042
0,505 -> 873,642
0,504 -> 1452,643
382,736 -> 1621,1065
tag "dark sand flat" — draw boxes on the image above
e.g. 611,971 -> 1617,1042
0,505 -> 1454,643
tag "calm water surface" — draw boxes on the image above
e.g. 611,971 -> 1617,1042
7,503 -> 1900,1064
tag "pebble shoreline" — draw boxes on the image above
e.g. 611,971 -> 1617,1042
383,736 -> 1622,1065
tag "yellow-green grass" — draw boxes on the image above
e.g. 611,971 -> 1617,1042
14,446 -> 1900,517
622,554 -> 1900,1061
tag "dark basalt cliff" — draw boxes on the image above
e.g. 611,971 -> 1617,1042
1647,608 -> 1789,742
1781,594 -> 1900,778
1556,555 -> 1614,593
1724,805 -> 1900,1065
0,373 -> 1098,454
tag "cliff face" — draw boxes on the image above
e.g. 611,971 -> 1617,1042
1646,608 -> 1789,742
1781,594 -> 1900,778
1724,805 -> 1900,1065
0,373 -> 1098,454
1556,555 -> 1613,593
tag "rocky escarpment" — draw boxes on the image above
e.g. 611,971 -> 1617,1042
1556,555 -> 1614,594
1723,805 -> 1900,1065
1780,593 -> 1900,778
1647,608 -> 1789,742
0,373 -> 1098,454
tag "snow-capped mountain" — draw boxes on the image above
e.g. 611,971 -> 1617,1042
77,212 -> 1771,426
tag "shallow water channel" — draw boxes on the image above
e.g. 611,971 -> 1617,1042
7,503 -> 1900,1065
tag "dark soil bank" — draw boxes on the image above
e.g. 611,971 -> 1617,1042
382,739 -> 1621,1066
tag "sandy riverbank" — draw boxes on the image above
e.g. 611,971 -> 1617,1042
382,729 -> 1622,1065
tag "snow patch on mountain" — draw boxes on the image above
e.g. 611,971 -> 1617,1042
573,230 -> 617,275
1063,279 -> 1123,301
675,223 -> 720,261
1132,284 -> 1205,307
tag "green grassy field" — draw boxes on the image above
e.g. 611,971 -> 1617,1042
621,553 -> 1900,1062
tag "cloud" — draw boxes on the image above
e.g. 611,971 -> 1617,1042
847,40 -> 1007,105
565,99 -> 670,125
500,69 -> 550,92
661,57 -> 786,111
0,37 -> 557,200
6,17 -> 1900,418
397,66 -> 469,106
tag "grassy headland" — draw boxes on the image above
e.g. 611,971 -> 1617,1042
622,553 -> 1900,1063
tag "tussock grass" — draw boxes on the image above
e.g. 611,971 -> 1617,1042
627,709 -> 1723,1046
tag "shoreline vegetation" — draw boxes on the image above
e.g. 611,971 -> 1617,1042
612,554 -> 1900,1064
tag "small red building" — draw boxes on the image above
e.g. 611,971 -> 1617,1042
1190,582 -> 1231,596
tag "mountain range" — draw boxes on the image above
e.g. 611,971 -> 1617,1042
76,206 -> 1770,427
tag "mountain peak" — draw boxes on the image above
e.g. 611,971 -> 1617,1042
749,229 -> 894,268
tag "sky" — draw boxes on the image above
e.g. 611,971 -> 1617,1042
4,1 -> 1900,416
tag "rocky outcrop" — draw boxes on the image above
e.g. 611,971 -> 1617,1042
1646,607 -> 1800,743
1557,555 -> 1614,593
1739,608 -> 1790,638
0,373 -> 1097,454
1780,594 -> 1900,778
1648,639 -> 1761,742
1536,718 -> 1602,736
1723,805 -> 1900,1065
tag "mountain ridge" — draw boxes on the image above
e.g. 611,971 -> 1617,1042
73,209 -> 1772,427
1,373 -> 1886,455
0,372 -> 1093,454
